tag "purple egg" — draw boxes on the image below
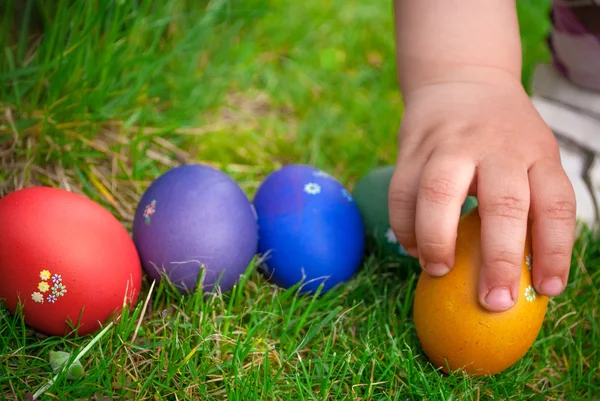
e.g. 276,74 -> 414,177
132,164 -> 258,294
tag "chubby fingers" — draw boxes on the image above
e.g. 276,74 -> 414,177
528,158 -> 576,297
414,151 -> 475,275
477,157 -> 530,312
389,146 -> 476,276
389,157 -> 422,258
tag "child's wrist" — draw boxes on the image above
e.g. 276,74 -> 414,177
398,62 -> 523,98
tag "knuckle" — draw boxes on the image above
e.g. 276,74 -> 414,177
544,197 -> 577,222
390,227 -> 414,244
537,245 -> 573,272
388,219 -> 416,246
546,247 -> 572,262
389,186 -> 414,209
418,176 -> 460,206
480,195 -> 529,221
485,248 -> 523,276
417,235 -> 452,256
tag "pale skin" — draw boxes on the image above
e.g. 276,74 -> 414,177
390,0 -> 577,312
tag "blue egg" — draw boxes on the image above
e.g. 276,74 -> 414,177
253,164 -> 365,294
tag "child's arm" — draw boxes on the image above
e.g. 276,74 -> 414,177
393,0 -> 522,92
389,0 -> 576,311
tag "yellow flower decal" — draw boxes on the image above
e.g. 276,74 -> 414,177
38,282 -> 50,292
40,270 -> 51,280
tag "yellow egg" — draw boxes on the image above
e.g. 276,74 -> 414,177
413,207 -> 548,376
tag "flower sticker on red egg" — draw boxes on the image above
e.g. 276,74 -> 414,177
31,269 -> 67,305
31,292 -> 44,303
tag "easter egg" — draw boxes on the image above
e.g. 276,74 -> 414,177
413,207 -> 548,376
0,187 -> 142,337
253,164 -> 365,294
352,165 -> 478,258
132,164 -> 258,294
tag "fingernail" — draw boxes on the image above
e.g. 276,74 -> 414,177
425,263 -> 450,276
483,287 -> 515,312
539,277 -> 564,296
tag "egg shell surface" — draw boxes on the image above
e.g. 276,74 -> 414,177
0,187 -> 142,337
132,164 -> 258,294
253,164 -> 365,294
413,207 -> 548,376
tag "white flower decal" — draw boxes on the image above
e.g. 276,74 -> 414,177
32,292 -> 44,304
51,274 -> 62,284
525,285 -> 536,302
47,294 -> 57,303
341,188 -> 352,202
525,253 -> 532,270
385,227 -> 397,243
313,170 -> 334,180
52,283 -> 67,297
384,227 -> 409,255
304,182 -> 321,195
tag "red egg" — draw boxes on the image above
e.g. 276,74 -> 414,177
0,187 -> 142,337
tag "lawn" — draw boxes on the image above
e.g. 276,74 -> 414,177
1,0 -> 598,400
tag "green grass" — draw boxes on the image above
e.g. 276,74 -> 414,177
1,0 -> 598,399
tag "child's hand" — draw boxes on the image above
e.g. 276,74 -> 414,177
389,72 -> 577,312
